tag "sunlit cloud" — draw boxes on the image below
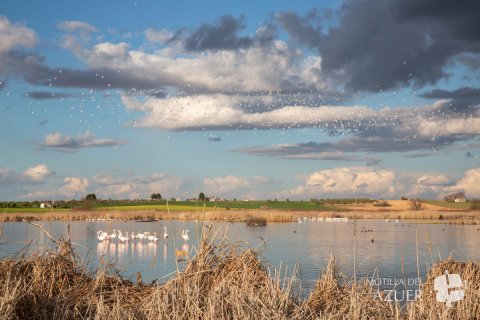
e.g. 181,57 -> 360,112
40,131 -> 127,153
0,15 -> 36,53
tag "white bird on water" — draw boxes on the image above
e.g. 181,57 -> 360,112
136,231 -> 145,240
182,229 -> 190,242
148,232 -> 158,242
110,229 -> 117,239
163,226 -> 168,240
119,231 -> 129,242
97,231 -> 110,241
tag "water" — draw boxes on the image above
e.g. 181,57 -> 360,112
1,219 -> 479,298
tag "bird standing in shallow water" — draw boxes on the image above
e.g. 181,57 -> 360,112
182,229 -> 190,242
97,231 -> 110,241
148,232 -> 158,242
163,226 -> 168,240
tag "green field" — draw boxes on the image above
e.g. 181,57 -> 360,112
0,200 -> 338,212
0,208 -> 70,213
99,204 -> 198,211
97,200 -> 338,211
426,200 -> 472,210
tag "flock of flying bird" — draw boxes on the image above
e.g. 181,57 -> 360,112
96,226 -> 190,243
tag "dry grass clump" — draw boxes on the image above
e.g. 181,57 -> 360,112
0,241 -> 151,319
142,228 -> 305,319
307,256 -> 399,319
408,259 -> 480,319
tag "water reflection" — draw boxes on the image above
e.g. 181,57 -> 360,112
163,244 -> 168,264
96,240 -> 160,261
1,220 -> 479,294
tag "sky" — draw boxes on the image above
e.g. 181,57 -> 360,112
0,0 -> 479,201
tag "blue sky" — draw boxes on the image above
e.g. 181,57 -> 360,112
1,0 -> 479,200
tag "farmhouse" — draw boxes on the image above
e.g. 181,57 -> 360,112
40,202 -> 52,208
444,192 -> 467,203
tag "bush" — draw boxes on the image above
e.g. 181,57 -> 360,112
409,198 -> 425,211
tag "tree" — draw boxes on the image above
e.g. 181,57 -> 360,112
198,192 -> 205,201
85,193 -> 97,201
150,193 -> 162,200
409,198 -> 425,211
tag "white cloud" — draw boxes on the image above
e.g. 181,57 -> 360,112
64,38 -> 327,93
405,173 -> 453,199
61,177 -> 89,198
123,94 -> 374,130
417,117 -> 480,137
88,42 -> 131,64
90,173 -> 187,200
23,164 -> 54,182
415,174 -> 451,186
0,164 -> 53,185
281,167 -> 396,198
57,20 -> 98,33
203,175 -> 269,196
41,131 -> 126,152
0,16 -> 36,53
446,168 -> 480,198
145,28 -> 173,44
18,171 -> 188,201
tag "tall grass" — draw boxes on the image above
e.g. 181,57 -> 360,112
0,226 -> 479,319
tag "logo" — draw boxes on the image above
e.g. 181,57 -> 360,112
434,270 -> 465,308
366,277 -> 422,303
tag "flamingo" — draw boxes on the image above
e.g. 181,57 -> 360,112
131,231 -> 136,240
163,226 -> 168,240
110,229 -> 117,239
148,232 -> 158,242
97,231 -> 110,241
182,229 -> 190,242
119,231 -> 129,242
136,231 -> 145,240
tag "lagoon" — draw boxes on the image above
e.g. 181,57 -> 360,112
1,219 -> 479,295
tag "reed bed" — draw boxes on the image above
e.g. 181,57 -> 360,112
1,208 -> 479,225
0,227 -> 479,319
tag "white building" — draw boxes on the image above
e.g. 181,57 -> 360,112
40,202 -> 52,208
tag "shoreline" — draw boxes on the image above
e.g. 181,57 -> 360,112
1,208 -> 479,225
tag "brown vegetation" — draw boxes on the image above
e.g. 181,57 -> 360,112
245,216 -> 267,226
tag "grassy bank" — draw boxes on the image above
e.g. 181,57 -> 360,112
426,200 -> 472,210
0,227 -> 478,319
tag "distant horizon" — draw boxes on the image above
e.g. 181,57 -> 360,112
1,0 -> 479,201
0,195 -> 473,203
